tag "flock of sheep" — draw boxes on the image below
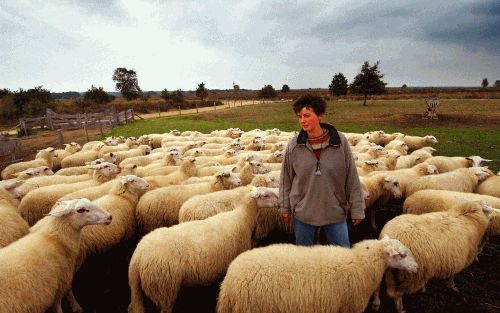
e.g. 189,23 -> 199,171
0,127 -> 498,313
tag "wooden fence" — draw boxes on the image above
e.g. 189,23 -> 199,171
19,108 -> 135,133
0,136 -> 21,167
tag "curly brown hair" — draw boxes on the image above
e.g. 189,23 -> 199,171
292,94 -> 326,115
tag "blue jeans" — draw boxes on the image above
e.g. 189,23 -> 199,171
293,218 -> 350,247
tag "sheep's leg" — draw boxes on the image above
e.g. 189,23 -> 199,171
446,276 -> 459,292
51,296 -> 64,313
371,287 -> 381,311
370,207 -> 377,230
65,289 -> 83,313
394,296 -> 406,313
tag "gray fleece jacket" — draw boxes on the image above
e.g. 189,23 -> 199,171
279,123 -> 365,226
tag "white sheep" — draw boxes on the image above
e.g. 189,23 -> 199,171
136,170 -> 241,233
410,146 -> 436,160
98,137 -> 139,154
128,187 -> 280,313
405,166 -> 492,197
2,166 -> 54,185
360,174 -> 402,230
374,202 -> 497,313
403,189 -> 500,236
134,150 -> 182,177
101,145 -> 151,165
216,236 -> 417,313
0,183 -> 29,248
0,199 -> 111,313
1,148 -> 57,179
421,155 -> 491,173
64,175 -> 150,313
55,158 -> 114,176
384,139 -> 409,156
394,155 -> 423,169
18,162 -> 121,226
475,172 -> 500,197
365,163 -> 439,197
52,142 -> 82,171
380,132 -> 405,146
61,145 -> 105,168
144,157 -> 197,188
401,135 -> 438,151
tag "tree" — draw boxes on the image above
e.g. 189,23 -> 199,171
494,80 -> 500,88
0,88 -> 11,99
112,67 -> 142,100
328,73 -> 348,96
195,82 -> 209,102
0,86 -> 55,119
83,85 -> 114,105
259,84 -> 277,98
402,84 -> 408,88
281,84 -> 290,93
482,78 -> 489,88
349,61 -> 386,106
171,89 -> 184,104
161,88 -> 171,102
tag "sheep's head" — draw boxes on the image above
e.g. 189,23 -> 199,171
425,135 -> 438,144
224,149 -> 237,157
89,162 -> 121,178
426,164 -> 439,175
466,156 -> 492,167
120,175 -> 150,191
481,203 -> 500,219
473,167 -> 492,181
244,154 -> 262,163
139,145 -> 151,155
191,149 -> 206,157
252,137 -> 265,150
250,160 -> 270,174
383,176 -> 402,199
250,174 -> 279,188
273,151 -> 285,162
49,198 -> 112,229
121,164 -> 138,175
170,129 -> 181,136
250,187 -> 279,208
216,170 -> 241,189
15,168 -> 41,179
230,141 -> 245,151
379,235 -> 418,273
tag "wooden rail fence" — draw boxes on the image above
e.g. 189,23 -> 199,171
19,108 -> 135,134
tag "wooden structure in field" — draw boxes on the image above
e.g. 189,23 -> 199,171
0,136 -> 21,169
19,108 -> 135,134
423,98 -> 440,119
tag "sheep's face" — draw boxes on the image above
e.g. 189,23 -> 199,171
250,161 -> 270,174
380,236 -> 418,273
425,136 -> 438,144
192,149 -> 205,157
274,142 -> 286,151
426,165 -> 438,175
384,176 -> 402,199
16,168 -> 41,179
474,167 -> 492,181
121,164 -> 138,175
50,198 -> 112,229
251,187 -> 279,208
230,142 -> 245,151
273,151 -> 284,162
467,156 -> 492,167
100,163 -> 121,177
217,171 -> 241,188
121,175 -> 150,191
224,149 -> 237,157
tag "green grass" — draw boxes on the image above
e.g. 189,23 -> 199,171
107,99 -> 500,171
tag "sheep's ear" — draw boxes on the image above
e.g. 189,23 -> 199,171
481,204 -> 500,218
120,176 -> 129,185
231,167 -> 237,173
49,200 -> 77,217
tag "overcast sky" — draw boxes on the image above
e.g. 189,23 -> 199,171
1,0 -> 499,92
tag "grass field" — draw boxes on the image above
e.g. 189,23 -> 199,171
108,98 -> 500,171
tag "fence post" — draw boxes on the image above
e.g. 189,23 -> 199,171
130,109 -> 135,121
178,106 -> 181,116
214,102 -> 216,111
46,108 -> 54,130
113,110 -> 119,126
83,113 -> 89,142
56,129 -> 65,148
20,120 -> 28,136
196,103 -> 198,113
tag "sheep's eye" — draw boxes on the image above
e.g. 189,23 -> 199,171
77,208 -> 88,213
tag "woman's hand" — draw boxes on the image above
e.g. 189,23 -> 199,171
352,219 -> 362,226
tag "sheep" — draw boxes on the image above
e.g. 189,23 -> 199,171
384,140 -> 409,156
216,236 -> 417,313
360,174 -> 402,230
63,175 -> 150,313
243,137 -> 265,151
343,132 -> 365,146
0,184 -> 29,248
52,142 -> 82,171
355,145 -> 388,165
357,160 -> 385,176
380,132 -> 405,146
262,150 -> 284,163
405,167 -> 492,197
366,163 -> 439,197
421,155 -> 491,173
136,170 -> 241,233
98,137 -> 139,154
394,155 -> 423,169
118,151 -> 165,167
0,198 -> 111,313
101,145 -> 151,165
365,130 -> 388,145
128,187 -> 280,313
18,162 -> 121,226
144,157 -> 197,188
410,146 -> 436,160
375,202 -> 497,313
376,153 -> 399,170
134,150 -> 182,177
1,148 -> 56,179
196,159 -> 269,177
194,149 -> 239,165
403,189 -> 500,236
55,158 -> 114,176
61,146 -> 105,168
475,172 -> 500,197
401,135 -> 438,151
2,166 -> 53,185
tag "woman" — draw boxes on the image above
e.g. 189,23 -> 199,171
279,94 -> 364,246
